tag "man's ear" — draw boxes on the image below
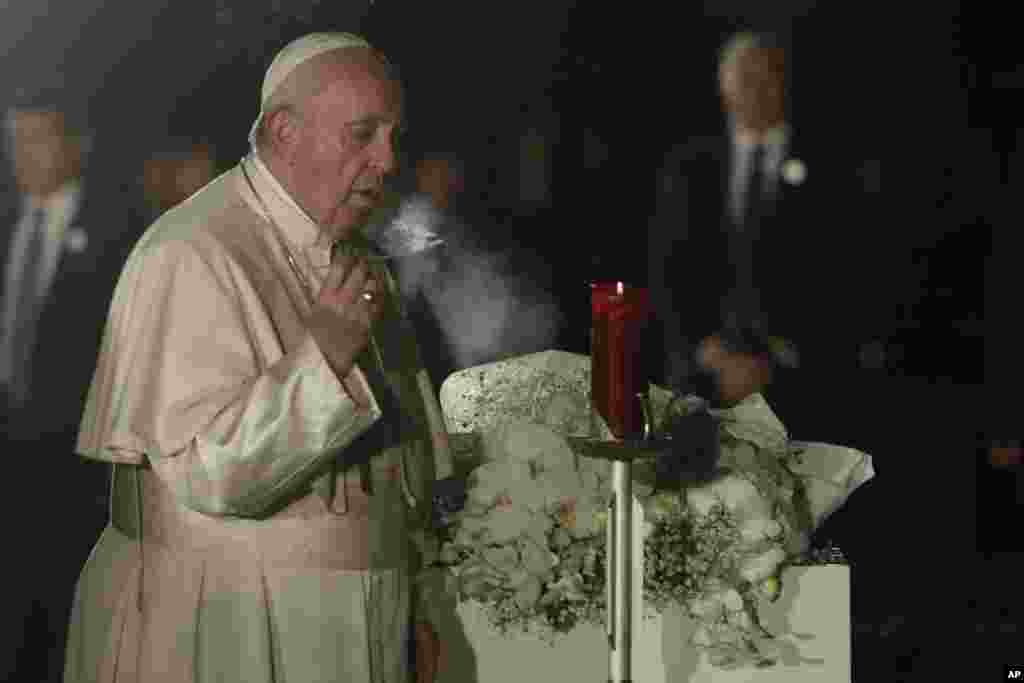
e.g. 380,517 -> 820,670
264,106 -> 300,154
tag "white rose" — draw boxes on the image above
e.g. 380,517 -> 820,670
721,588 -> 744,612
710,475 -> 760,513
686,487 -> 720,517
503,420 -> 575,470
458,563 -> 505,597
739,518 -> 783,544
728,609 -> 753,630
513,575 -> 542,609
536,467 -> 585,509
506,568 -> 532,587
520,536 -> 557,576
690,624 -> 714,647
522,511 -> 554,548
511,479 -> 552,512
483,545 -> 520,573
688,595 -> 725,620
549,572 -> 587,602
484,504 -> 535,544
739,547 -> 787,584
466,462 -> 531,507
740,495 -> 774,521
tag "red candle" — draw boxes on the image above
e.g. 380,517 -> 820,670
591,281 -> 650,439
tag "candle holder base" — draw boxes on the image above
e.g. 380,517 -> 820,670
568,436 -> 675,462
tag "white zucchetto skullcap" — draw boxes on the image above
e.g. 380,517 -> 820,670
248,32 -> 375,145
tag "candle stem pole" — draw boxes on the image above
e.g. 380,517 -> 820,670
609,458 -> 632,683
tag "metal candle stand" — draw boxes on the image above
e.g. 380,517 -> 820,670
578,392 -> 678,683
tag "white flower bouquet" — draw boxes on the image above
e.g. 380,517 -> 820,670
438,420 -> 612,643
435,351 -> 873,671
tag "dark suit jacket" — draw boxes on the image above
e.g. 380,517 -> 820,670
0,181 -> 139,445
0,178 -> 140,681
646,129 -> 839,392
648,131 -> 911,573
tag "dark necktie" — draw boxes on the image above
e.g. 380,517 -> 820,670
743,143 -> 765,231
9,207 -> 47,405
729,145 -> 765,332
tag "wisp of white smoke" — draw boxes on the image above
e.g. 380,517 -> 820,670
365,193 -> 564,370
369,194 -> 446,259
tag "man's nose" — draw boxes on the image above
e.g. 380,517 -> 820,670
371,135 -> 398,176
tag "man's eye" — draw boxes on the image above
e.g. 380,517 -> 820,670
351,127 -> 375,143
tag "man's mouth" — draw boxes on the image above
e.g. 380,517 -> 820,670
350,188 -> 381,206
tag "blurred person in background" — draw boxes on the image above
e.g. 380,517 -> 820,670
141,137 -> 217,220
646,28 -> 885,567
414,153 -> 464,215
0,87 -> 139,682
648,31 -> 825,416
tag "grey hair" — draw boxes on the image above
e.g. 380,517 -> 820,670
718,31 -> 786,70
253,47 -> 399,152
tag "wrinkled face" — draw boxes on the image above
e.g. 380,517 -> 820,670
719,47 -> 786,130
285,51 -> 403,239
6,108 -> 80,197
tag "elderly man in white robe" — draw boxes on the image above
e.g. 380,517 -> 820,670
65,33 -> 452,683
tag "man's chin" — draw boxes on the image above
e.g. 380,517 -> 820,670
325,205 -> 374,240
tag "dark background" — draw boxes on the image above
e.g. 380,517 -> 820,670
2,0 -> 1009,678
1,1 -> 980,381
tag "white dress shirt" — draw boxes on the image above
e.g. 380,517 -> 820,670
0,180 -> 82,386
729,124 -> 789,224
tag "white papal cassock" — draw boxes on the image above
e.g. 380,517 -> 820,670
66,151 -> 452,683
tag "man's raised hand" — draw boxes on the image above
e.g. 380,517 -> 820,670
307,254 -> 383,378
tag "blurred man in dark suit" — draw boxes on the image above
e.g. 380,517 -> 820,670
0,88 -> 139,682
648,31 -> 829,425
